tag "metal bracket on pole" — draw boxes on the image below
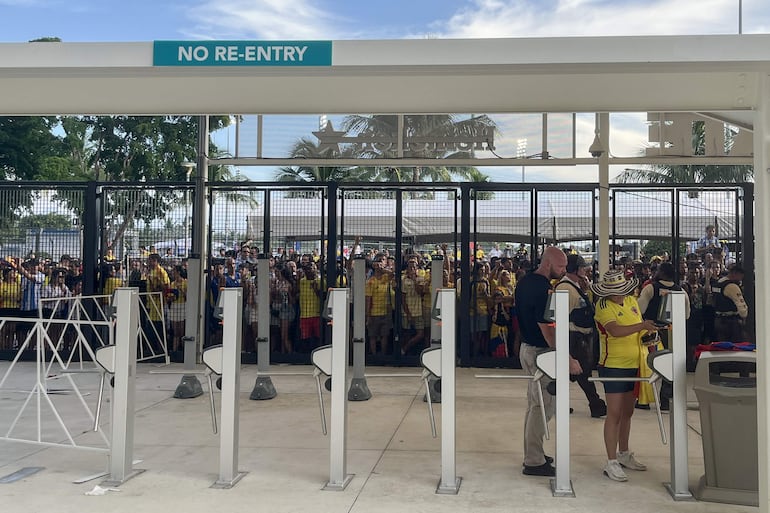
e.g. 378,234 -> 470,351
323,288 -> 353,491
348,255 -> 371,401
250,256 -> 276,400
549,290 -> 575,498
210,288 -> 247,488
102,288 -> 144,487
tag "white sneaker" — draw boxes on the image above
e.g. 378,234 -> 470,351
617,451 -> 647,471
603,460 -> 628,482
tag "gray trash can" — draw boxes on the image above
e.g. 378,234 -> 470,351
693,351 -> 757,507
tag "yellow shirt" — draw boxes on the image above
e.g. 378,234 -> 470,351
146,266 -> 170,321
298,276 -> 321,319
365,274 -> 393,316
0,281 -> 21,309
595,296 -> 644,369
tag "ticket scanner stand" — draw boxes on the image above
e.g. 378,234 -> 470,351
419,288 -> 461,494
312,289 -> 353,491
544,290 -> 575,497
348,255 -> 371,401
250,255 -> 277,400
425,256 -> 443,403
202,288 -> 247,488
657,290 -> 692,500
589,290 -> 692,500
99,288 -> 144,487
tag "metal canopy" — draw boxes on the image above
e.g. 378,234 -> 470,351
0,35 -> 768,116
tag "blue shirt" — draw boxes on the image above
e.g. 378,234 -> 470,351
20,271 -> 45,312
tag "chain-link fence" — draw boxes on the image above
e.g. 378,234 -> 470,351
0,180 -> 754,367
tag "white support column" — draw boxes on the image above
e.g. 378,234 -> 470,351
176,115 -> 209,399
664,290 -> 692,500
597,113 -> 610,276
551,289 -> 574,497
213,288 -> 246,488
436,288 -> 461,494
324,288 -> 353,491
754,72 -> 770,513
103,288 -> 142,486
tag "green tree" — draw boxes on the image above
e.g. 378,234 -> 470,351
616,120 -> 753,184
275,137 -> 372,184
340,114 -> 497,183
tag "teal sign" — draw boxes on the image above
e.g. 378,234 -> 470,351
153,40 -> 332,66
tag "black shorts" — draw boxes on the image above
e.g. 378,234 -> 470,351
598,366 -> 638,394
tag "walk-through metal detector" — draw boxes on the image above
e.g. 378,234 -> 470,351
101,287 -> 144,487
203,287 -> 248,488
348,254 -> 371,401
250,255 -> 277,400
312,288 -> 353,491
589,289 -> 692,500
420,288 -> 461,494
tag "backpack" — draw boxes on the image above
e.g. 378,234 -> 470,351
643,282 -> 681,320
559,279 -> 595,329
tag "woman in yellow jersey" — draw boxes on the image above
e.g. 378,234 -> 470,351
592,270 -> 660,483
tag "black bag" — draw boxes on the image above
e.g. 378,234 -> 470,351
560,279 -> 595,329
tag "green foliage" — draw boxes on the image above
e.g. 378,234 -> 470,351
642,240 -> 671,258
18,213 -> 73,230
0,117 -> 60,180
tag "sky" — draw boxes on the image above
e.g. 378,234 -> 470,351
2,0 -> 768,182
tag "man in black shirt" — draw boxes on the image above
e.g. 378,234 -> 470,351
515,246 -> 582,476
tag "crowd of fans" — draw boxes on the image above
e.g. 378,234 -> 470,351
0,226 -> 750,369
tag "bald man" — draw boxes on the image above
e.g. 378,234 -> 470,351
515,247 -> 582,476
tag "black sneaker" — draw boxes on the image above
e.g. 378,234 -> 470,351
523,461 -> 556,477
590,401 -> 607,418
634,401 -> 650,410
522,455 -> 554,467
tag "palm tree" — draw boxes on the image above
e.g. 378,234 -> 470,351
341,114 -> 497,183
616,120 -> 753,184
275,137 -> 373,184
466,167 -> 495,200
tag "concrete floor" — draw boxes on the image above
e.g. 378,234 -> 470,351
0,361 -> 758,513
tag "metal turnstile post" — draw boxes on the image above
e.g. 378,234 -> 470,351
324,288 -> 353,490
436,288 -> 461,494
250,256 -> 276,400
102,288 -> 143,486
212,288 -> 247,488
348,255 -> 371,401
550,289 -> 575,497
663,290 -> 693,500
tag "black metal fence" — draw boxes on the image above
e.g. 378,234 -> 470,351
0,181 -> 754,366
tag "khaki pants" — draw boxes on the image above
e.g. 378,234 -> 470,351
520,342 -> 554,467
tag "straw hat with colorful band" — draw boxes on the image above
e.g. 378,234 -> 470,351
590,269 -> 638,297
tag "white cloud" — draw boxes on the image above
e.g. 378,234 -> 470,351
435,0 -> 764,38
185,0 -> 339,40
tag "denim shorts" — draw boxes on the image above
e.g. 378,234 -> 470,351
598,366 -> 639,394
